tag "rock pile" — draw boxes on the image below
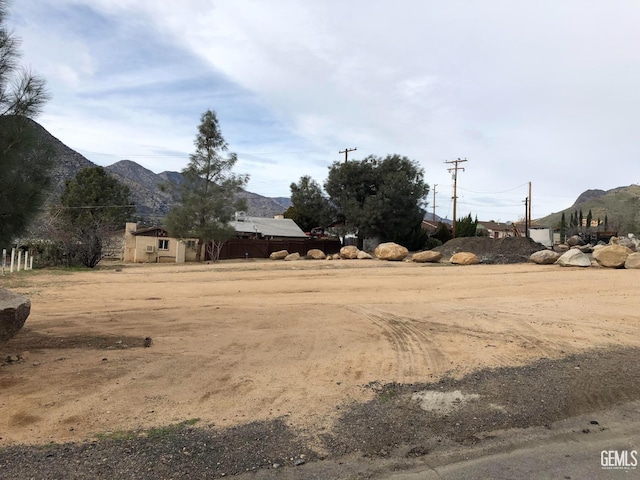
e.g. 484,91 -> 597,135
531,234 -> 640,269
268,246 -> 373,261
433,236 -> 545,264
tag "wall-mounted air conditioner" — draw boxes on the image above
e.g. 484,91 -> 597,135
146,245 -> 155,253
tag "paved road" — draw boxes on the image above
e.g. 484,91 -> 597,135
383,402 -> 640,480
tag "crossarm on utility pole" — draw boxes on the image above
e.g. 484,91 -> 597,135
339,147 -> 357,163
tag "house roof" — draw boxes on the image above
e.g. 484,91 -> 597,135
229,217 -> 307,238
477,221 -> 512,232
131,226 -> 169,237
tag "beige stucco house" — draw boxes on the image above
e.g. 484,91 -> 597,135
123,222 -> 201,263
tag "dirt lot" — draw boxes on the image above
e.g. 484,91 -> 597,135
1,259 -> 640,478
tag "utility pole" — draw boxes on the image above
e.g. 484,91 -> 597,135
445,158 -> 467,238
432,184 -> 437,222
339,147 -> 357,163
523,197 -> 529,238
528,181 -> 532,226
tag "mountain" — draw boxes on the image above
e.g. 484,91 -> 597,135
538,185 -> 640,233
20,118 -> 94,204
104,160 -> 175,218
25,119 -> 289,220
423,212 -> 453,225
271,197 -> 293,210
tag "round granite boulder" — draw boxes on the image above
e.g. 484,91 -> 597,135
0,288 -> 31,342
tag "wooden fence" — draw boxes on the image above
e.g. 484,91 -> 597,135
207,238 -> 342,261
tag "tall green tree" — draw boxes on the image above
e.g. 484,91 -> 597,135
287,175 -> 334,232
59,166 -> 135,267
579,208 -> 584,230
324,154 -> 429,249
432,222 -> 453,244
165,109 -> 248,261
558,212 -> 567,243
586,209 -> 593,232
455,213 -> 478,238
0,0 -> 52,246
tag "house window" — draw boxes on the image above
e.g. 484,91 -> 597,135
187,240 -> 196,249
158,239 -> 169,250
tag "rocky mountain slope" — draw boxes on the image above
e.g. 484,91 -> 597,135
538,185 -> 640,234
25,119 -> 291,220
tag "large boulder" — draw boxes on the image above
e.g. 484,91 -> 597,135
615,237 -> 637,251
566,235 -> 585,247
0,288 -> 31,343
340,245 -> 360,259
284,252 -> 301,261
270,249 -> 289,260
553,244 -> 569,253
412,250 -> 443,263
530,250 -> 560,265
450,252 -> 479,265
306,249 -> 326,260
555,249 -> 591,267
374,242 -> 409,261
624,252 -> 640,269
593,244 -> 633,268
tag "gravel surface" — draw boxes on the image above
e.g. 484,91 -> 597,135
2,346 -> 639,479
433,236 -> 546,264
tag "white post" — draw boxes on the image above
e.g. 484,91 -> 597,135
17,250 -> 22,272
30,256 -> 34,270
2,248 -> 5,276
24,251 -> 29,271
10,248 -> 15,273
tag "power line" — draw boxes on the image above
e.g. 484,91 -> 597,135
457,182 -> 529,195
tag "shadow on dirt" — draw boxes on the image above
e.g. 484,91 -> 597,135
0,327 -> 147,351
1,346 -> 639,479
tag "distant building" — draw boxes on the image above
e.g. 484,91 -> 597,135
122,223 -> 200,263
229,212 -> 307,239
476,221 -> 513,239
116,215 -> 311,263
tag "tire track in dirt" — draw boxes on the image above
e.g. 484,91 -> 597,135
346,306 -> 446,380
416,310 -> 572,362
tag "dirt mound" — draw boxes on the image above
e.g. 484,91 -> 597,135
433,236 -> 545,264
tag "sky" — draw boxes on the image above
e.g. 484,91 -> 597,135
6,0 -> 640,222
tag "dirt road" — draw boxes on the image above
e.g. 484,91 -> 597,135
1,260 -> 639,478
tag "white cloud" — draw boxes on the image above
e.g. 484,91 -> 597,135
7,0 -> 640,220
